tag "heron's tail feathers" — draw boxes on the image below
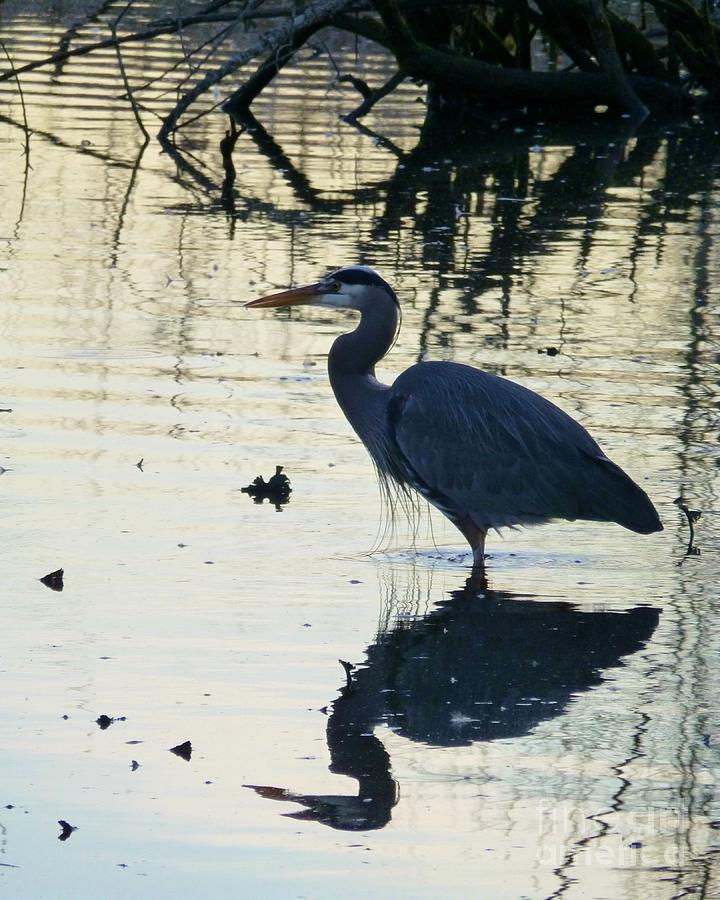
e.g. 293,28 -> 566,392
581,457 -> 663,534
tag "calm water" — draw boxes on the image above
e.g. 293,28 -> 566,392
1,5 -> 719,899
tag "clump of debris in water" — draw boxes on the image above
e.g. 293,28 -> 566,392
241,465 -> 292,511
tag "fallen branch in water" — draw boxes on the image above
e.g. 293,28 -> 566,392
0,0 -> 707,164
221,18 -> 324,116
0,1 -> 283,84
159,0 -> 357,141
371,0 -> 684,113
342,68 -> 406,121
582,0 -> 648,118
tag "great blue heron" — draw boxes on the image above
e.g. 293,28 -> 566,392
246,265 -> 662,566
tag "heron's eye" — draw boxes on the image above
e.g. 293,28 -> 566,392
331,280 -> 342,292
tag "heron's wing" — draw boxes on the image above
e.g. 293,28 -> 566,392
388,362 -> 607,528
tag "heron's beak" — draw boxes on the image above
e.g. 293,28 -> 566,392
245,282 -> 325,308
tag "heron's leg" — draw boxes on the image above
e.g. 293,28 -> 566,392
455,517 -> 487,568
471,530 -> 487,568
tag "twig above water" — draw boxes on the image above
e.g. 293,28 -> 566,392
110,1 -> 150,143
159,0 -> 357,142
0,37 -> 31,229
674,496 -> 701,559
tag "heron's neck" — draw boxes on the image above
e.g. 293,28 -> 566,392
328,305 -> 398,379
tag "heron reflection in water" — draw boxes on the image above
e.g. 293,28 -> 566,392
247,266 -> 662,566
246,577 -> 659,831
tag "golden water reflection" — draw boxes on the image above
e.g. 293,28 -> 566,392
0,7 -> 719,899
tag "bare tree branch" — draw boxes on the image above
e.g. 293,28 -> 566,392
0,37 -> 32,230
0,37 -> 31,157
371,0 -> 681,112
116,21 -> 239,102
222,18 -> 323,115
583,0 -> 649,118
0,2 -> 282,84
158,0 -> 357,142
342,69 -> 406,121
111,1 -> 150,142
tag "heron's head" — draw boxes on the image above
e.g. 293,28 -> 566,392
245,265 -> 399,312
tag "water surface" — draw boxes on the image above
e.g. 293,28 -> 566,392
1,5 -> 719,898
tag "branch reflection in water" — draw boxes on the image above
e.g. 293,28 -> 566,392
246,571 -> 658,831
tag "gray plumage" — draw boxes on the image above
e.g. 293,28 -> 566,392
388,361 -> 660,533
247,265 -> 663,565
